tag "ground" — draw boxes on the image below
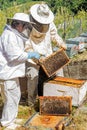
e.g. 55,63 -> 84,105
0,93 -> 87,130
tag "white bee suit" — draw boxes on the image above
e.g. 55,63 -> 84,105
0,25 -> 28,80
26,22 -> 64,105
0,25 -> 28,126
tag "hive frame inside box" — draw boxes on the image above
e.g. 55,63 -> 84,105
39,49 -> 70,77
39,96 -> 72,116
43,76 -> 87,107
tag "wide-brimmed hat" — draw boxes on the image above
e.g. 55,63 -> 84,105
7,13 -> 30,23
30,4 -> 54,24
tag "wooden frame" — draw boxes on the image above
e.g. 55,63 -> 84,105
39,96 -> 72,116
39,49 -> 70,77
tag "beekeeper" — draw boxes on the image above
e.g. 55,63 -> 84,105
25,3 -> 67,106
0,13 -> 40,129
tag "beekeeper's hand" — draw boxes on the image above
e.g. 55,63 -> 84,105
28,52 -> 40,59
61,43 -> 67,50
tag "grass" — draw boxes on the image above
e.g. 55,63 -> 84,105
0,88 -> 87,130
17,94 -> 87,130
70,50 -> 87,62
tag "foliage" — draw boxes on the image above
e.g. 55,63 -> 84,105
0,1 -> 87,39
0,0 -> 87,14
0,0 -> 32,9
54,9 -> 87,39
0,1 -> 42,34
42,0 -> 87,15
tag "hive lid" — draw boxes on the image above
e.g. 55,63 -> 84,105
79,33 -> 87,37
47,76 -> 86,88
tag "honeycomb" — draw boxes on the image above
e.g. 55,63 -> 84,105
39,96 -> 72,116
40,49 -> 70,77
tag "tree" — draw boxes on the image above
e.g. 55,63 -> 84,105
40,0 -> 87,15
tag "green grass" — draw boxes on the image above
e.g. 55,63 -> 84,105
0,2 -> 87,39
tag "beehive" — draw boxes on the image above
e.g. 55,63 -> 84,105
39,96 -> 72,116
43,76 -> 87,106
66,37 -> 86,52
39,49 -> 70,77
63,51 -> 87,80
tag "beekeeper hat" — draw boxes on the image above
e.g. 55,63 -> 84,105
7,13 -> 30,23
30,4 -> 54,24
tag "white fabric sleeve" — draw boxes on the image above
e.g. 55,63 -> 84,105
50,22 -> 65,47
25,39 -> 33,52
3,32 -> 28,64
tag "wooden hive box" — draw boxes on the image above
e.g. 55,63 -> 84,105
43,76 -> 87,106
39,49 -> 70,77
24,112 -> 67,130
39,96 -> 72,116
63,51 -> 87,80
